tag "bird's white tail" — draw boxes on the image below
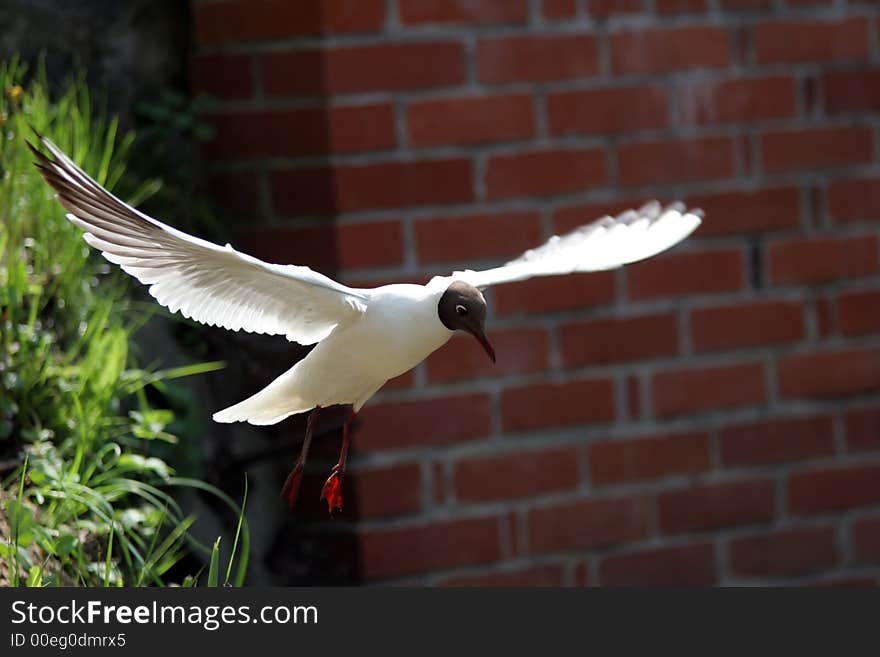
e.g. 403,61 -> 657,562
213,364 -> 313,425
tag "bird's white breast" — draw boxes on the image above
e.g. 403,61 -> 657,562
356,283 -> 453,376
293,283 -> 453,409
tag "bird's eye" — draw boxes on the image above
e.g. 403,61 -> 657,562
455,304 -> 468,316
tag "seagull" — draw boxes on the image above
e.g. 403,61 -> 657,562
30,135 -> 702,514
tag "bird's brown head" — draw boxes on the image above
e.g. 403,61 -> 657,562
438,281 -> 495,363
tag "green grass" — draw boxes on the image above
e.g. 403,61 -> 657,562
0,56 -> 249,587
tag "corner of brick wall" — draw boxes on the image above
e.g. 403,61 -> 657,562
191,0 -> 880,586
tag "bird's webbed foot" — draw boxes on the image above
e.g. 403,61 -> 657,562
320,466 -> 344,515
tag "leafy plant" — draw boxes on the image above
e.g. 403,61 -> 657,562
0,56 -> 248,586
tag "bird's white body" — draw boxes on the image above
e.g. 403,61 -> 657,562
213,281 -> 454,424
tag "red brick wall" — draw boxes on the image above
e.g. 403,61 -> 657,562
191,0 -> 880,585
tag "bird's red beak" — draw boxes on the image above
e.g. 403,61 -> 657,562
470,327 -> 496,363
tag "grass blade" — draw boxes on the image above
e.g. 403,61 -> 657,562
207,538 -> 221,588
225,475 -> 248,586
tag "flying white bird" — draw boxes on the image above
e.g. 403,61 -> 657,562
31,135 -> 702,514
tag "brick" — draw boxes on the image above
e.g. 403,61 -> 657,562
264,42 -> 466,96
755,18 -> 869,64
408,93 -> 534,147
679,76 -> 796,125
729,527 -> 838,577
656,0 -> 707,11
559,312 -> 678,367
438,564 -> 565,586
761,126 -> 873,173
600,543 -> 717,586
486,148 -> 606,200
326,104 -> 397,154
271,158 -> 473,214
494,272 -> 616,316
454,446 -> 580,503
768,234 -> 879,286
685,187 -> 800,237
846,406 -> 880,453
432,462 -> 446,504
385,371 -> 414,390
356,394 -> 491,450
477,34 -> 599,83
269,168 -> 336,216
589,0 -> 642,15
194,0 -> 385,45
529,496 -> 652,553
659,479 -> 775,533
502,378 -> 616,433
611,26 -> 729,75
817,295 -> 835,338
542,0 -> 578,19
236,225 -> 336,272
828,177 -> 880,224
208,172 -> 261,218
779,347 -> 880,400
336,221 -> 406,270
415,211 -> 542,264
360,516 -> 502,579
236,220 -> 404,272
825,69 -> 880,113
691,300 -> 805,353
190,54 -> 253,99
589,431 -> 711,486
720,415 -> 835,466
627,248 -> 744,300
427,328 -> 548,383
350,463 -> 422,518
260,50 -> 325,96
304,0 -> 386,33
573,561 -> 590,586
627,375 -> 642,419
838,290 -> 880,336
852,516 -> 880,563
788,464 -> 880,514
204,104 -> 395,159
652,362 -> 766,418
399,0 -> 528,24
547,85 -> 668,136
618,137 -> 735,186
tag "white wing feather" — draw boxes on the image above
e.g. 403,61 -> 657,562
451,201 -> 702,289
32,137 -> 367,345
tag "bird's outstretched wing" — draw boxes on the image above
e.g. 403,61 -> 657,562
31,136 -> 367,345
449,201 -> 702,289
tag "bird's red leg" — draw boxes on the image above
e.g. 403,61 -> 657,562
280,405 -> 321,509
320,407 -> 356,514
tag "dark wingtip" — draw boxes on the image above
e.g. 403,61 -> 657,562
26,138 -> 43,160
27,141 -> 55,181
26,122 -> 46,142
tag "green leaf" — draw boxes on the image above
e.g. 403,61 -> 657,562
207,537 -> 220,588
26,565 -> 43,587
225,475 -> 247,586
118,454 -> 172,479
54,534 -> 78,558
6,499 -> 34,547
104,525 -> 114,587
